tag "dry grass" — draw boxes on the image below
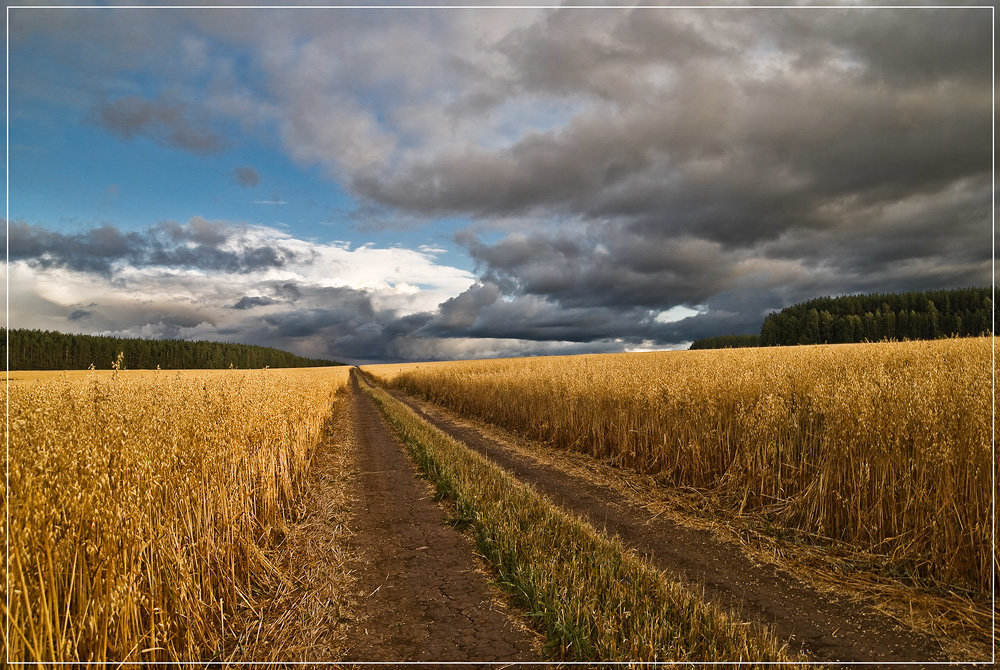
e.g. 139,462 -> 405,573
369,338 -> 993,593
4,365 -> 351,664
230,389 -> 358,663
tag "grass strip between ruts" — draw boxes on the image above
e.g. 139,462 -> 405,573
361,376 -> 811,667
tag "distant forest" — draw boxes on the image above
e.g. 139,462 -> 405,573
3,328 -> 345,370
689,334 -> 761,350
691,287 -> 992,349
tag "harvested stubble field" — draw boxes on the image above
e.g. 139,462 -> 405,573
4,365 -> 351,664
369,337 -> 995,596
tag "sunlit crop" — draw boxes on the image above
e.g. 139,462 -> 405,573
364,378 -> 805,665
4,365 -> 350,663
371,338 -> 993,592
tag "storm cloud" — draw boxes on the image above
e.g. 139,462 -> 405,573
232,295 -> 277,310
365,6 -> 987,351
7,218 -> 304,276
239,5 -> 986,355
8,5 -> 993,361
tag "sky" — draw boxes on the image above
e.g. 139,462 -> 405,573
5,1 -> 993,364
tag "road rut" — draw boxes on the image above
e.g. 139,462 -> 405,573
343,372 -> 540,664
386,385 -> 953,666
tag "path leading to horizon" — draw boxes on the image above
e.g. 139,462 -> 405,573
341,372 -> 541,663
278,371 -> 962,665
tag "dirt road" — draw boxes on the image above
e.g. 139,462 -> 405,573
385,385 -> 954,666
342,372 -> 541,663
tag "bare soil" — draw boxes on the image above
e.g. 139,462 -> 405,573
342,372 -> 542,664
386,386 -> 960,667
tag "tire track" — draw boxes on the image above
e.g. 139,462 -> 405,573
342,371 -> 541,663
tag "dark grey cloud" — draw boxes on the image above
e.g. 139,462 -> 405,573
8,222 -> 147,274
232,166 -> 260,188
761,8 -> 992,87
252,287 -> 409,363
350,6 -> 989,349
7,218 -> 302,276
353,8 -> 988,225
95,95 -> 227,154
244,286 -> 653,364
231,295 -> 278,310
453,205 -> 988,347
434,281 -> 503,330
156,217 -> 231,246
421,285 -> 659,344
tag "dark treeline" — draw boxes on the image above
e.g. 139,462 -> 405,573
689,334 -> 761,350
759,287 -> 992,346
3,328 -> 345,370
691,287 -> 992,349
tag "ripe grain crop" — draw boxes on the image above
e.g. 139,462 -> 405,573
4,365 -> 351,664
369,338 -> 993,593
362,377 -> 805,665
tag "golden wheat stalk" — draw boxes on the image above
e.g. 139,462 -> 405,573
5,366 -> 350,663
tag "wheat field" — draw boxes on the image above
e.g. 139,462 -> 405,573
4,365 -> 351,664
369,337 -> 994,593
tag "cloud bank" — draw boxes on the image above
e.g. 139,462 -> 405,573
7,218 -> 480,363
8,5 -> 991,362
